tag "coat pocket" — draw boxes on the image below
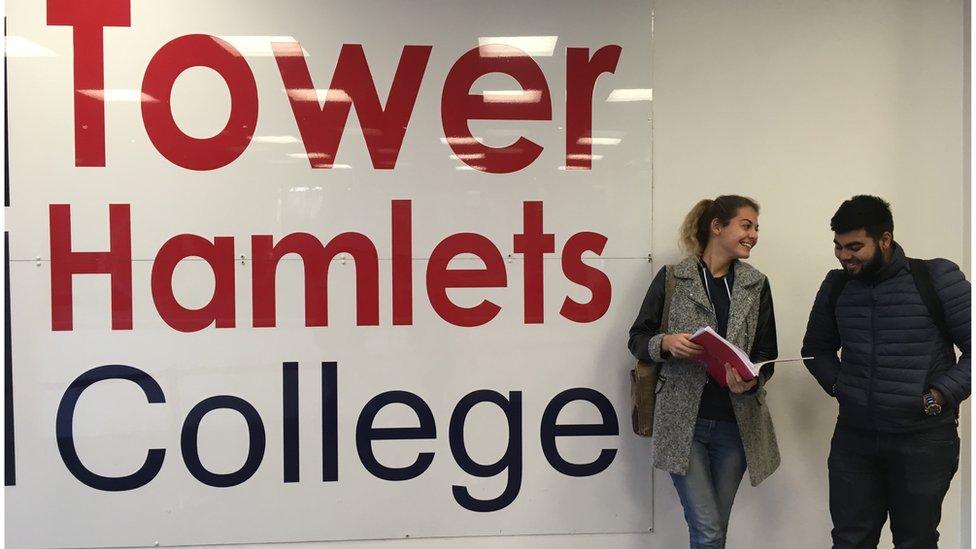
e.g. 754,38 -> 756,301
655,375 -> 667,395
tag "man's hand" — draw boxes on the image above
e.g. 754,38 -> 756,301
726,364 -> 758,394
662,333 -> 704,359
925,388 -> 946,406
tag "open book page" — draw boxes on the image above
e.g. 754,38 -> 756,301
752,357 -> 812,369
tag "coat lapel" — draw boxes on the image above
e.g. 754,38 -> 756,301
673,257 -> 764,343
674,257 -> 714,317
727,261 -> 763,346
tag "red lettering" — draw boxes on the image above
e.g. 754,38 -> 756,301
565,46 -> 621,170
49,204 -> 132,330
513,201 -> 554,323
47,0 -> 131,167
251,233 -> 379,327
392,200 -> 413,325
441,45 -> 552,174
273,43 -> 431,169
151,235 -> 235,332
142,34 -> 258,170
559,232 -> 611,323
426,234 -> 506,327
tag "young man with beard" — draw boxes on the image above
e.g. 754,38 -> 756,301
802,195 -> 970,549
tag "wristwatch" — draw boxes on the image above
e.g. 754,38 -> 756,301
923,391 -> 943,416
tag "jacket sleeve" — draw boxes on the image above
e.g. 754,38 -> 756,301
802,270 -> 846,396
749,277 -> 778,384
926,259 -> 971,409
627,266 -> 669,363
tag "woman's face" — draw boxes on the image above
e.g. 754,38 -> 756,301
711,206 -> 759,259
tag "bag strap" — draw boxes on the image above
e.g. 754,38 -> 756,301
908,258 -> 952,345
661,265 -> 676,332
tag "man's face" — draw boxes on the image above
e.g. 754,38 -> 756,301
834,229 -> 886,278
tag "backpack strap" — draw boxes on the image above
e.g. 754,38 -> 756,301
661,265 -> 676,332
908,258 -> 952,345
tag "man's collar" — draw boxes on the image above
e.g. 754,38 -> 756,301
870,241 -> 907,284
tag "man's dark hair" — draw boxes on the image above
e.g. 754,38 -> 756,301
830,195 -> 894,240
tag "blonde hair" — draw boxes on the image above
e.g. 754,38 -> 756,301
679,195 -> 760,256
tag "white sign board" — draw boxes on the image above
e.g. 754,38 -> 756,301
4,0 -> 653,546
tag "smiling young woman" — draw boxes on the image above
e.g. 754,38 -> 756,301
628,195 -> 780,549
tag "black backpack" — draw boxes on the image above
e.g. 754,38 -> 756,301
828,258 -> 954,355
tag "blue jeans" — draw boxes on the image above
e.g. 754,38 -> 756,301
670,419 -> 748,549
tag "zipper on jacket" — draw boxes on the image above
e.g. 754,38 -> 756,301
866,286 -> 878,430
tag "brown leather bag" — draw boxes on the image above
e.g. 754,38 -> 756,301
631,265 -> 676,437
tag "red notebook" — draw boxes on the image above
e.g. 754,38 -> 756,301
687,327 -> 812,387
688,327 -> 758,387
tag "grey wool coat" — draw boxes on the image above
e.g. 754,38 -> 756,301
643,257 -> 780,486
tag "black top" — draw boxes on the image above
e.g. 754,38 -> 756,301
697,261 -> 736,422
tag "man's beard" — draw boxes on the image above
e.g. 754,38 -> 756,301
845,244 -> 885,280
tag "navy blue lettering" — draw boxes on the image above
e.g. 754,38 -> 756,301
56,364 -> 166,491
283,362 -> 299,482
181,395 -> 266,487
540,387 -> 618,476
449,390 -> 522,512
322,361 -> 338,481
355,390 -> 436,481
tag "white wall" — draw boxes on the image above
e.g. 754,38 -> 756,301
649,1 -> 969,549
167,1 -> 970,547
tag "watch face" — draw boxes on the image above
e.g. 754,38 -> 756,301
925,402 -> 943,416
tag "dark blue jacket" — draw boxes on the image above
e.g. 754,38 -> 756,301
802,243 -> 971,432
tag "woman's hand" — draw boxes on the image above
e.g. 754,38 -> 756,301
661,333 -> 704,359
725,363 -> 758,394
